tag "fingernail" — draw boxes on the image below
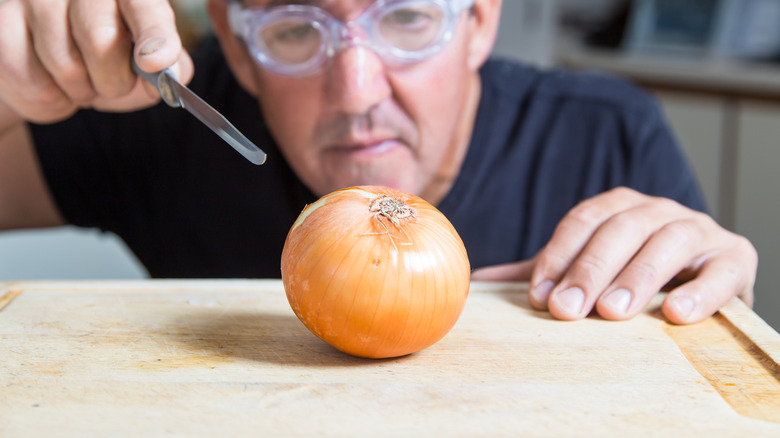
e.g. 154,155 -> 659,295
530,280 -> 555,304
555,287 -> 585,315
601,288 -> 632,314
139,37 -> 166,56
672,296 -> 695,319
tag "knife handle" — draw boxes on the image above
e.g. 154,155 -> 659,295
131,57 -> 181,108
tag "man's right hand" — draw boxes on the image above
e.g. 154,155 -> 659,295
0,0 -> 194,126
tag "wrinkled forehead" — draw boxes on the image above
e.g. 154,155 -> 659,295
242,0 -> 376,19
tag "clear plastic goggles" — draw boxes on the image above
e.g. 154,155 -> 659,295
228,0 -> 475,77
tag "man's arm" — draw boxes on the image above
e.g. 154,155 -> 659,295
0,108 -> 64,230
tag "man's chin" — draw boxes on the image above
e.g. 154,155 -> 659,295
315,170 -> 422,198
316,148 -> 421,194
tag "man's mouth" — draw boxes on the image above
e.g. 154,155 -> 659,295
328,139 -> 402,158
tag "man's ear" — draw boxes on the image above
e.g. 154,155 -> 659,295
207,0 -> 259,96
467,0 -> 502,70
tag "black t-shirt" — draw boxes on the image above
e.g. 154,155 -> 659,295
30,37 -> 705,278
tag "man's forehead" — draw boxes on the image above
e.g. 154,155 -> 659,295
245,0 -> 372,8
242,0 -> 377,20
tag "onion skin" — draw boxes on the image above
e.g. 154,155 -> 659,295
281,186 -> 470,359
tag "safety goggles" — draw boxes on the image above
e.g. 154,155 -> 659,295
228,0 -> 476,76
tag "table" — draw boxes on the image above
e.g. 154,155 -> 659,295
1,280 -> 779,436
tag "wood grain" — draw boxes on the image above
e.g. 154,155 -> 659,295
0,287 -> 22,311
664,312 -> 780,423
1,280 -> 779,437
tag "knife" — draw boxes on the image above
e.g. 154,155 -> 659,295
131,58 -> 266,165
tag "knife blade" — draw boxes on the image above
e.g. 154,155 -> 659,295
131,58 -> 266,165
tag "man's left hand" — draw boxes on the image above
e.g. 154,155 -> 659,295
471,187 -> 757,324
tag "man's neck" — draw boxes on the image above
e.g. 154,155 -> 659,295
420,73 -> 481,206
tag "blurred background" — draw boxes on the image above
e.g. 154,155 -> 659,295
2,0 -> 778,331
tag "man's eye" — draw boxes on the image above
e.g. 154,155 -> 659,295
386,9 -> 433,31
273,23 -> 318,43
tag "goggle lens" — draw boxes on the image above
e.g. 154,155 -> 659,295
260,20 -> 324,64
377,4 -> 446,52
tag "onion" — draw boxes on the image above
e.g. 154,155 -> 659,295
281,185 -> 470,359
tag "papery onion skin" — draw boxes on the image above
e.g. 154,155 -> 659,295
281,185 -> 470,359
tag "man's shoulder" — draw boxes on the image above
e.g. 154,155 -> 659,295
480,58 -> 658,116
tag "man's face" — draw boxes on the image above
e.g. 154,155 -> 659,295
238,0 -> 483,202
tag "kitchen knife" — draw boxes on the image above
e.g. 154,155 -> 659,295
131,58 -> 266,165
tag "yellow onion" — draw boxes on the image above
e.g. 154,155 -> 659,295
281,185 -> 470,358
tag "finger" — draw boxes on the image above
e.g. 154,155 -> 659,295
0,1 -> 76,122
470,258 -> 536,282
662,237 -> 757,324
544,204 -> 667,319
90,51 -> 194,112
118,0 -> 183,72
69,0 -> 135,98
529,187 -> 647,308
594,216 -> 711,320
25,0 -> 95,103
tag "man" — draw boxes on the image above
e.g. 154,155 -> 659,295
0,0 -> 757,325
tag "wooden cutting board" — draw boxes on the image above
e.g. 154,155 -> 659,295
1,280 -> 779,437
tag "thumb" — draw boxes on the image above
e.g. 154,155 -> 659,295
119,0 -> 183,72
471,258 -> 537,282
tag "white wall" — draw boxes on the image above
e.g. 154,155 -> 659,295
734,102 -> 780,332
492,0 -> 558,66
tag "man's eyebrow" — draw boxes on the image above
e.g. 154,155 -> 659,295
248,0 -> 369,10
262,0 -> 321,6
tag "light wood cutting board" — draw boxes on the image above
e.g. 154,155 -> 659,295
1,280 -> 778,437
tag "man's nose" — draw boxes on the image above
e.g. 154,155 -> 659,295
324,45 -> 392,115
